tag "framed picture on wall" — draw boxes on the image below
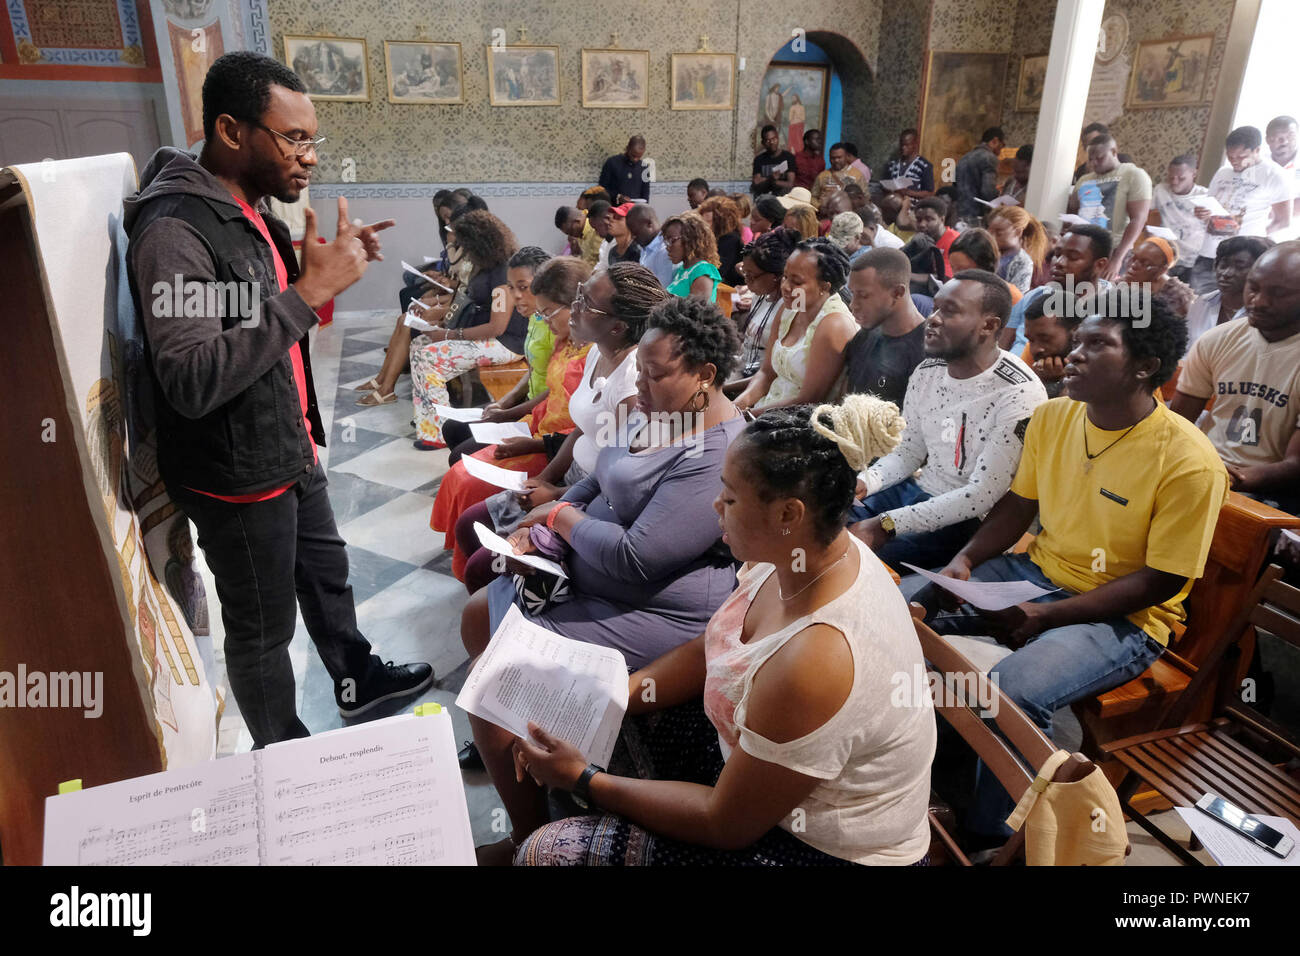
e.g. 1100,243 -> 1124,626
1126,34 -> 1214,109
1015,54 -> 1048,112
282,35 -> 370,102
581,48 -> 649,108
486,45 -> 561,106
757,62 -> 829,152
919,50 -> 1008,162
670,53 -> 735,110
384,41 -> 463,104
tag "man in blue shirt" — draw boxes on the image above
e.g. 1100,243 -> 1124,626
599,135 -> 650,204
627,203 -> 674,287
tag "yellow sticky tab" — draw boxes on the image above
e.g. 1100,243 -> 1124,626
58,779 -> 82,794
414,702 -> 442,716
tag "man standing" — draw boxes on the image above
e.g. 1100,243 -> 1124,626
906,296 -> 1227,838
1173,241 -> 1300,515
124,52 -> 432,748
1148,153 -> 1208,283
627,204 -> 673,286
1068,135 -> 1151,279
811,141 -> 867,209
848,271 -> 1047,569
793,128 -> 826,190
842,248 -> 928,409
751,125 -> 797,196
954,127 -> 1005,224
882,129 -> 935,199
1191,126 -> 1293,294
1000,145 -> 1032,205
598,135 -> 650,204
1004,224 -> 1112,353
1265,115 -> 1299,219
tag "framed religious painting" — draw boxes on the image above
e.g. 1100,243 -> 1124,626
282,35 -> 370,102
670,52 -> 735,110
486,44 -> 561,106
581,48 -> 650,108
384,41 -> 463,104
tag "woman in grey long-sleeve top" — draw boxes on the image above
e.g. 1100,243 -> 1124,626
461,290 -> 746,845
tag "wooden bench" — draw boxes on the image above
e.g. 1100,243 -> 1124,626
1066,493 -> 1300,771
474,359 -> 530,403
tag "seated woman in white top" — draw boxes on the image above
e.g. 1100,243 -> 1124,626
506,396 -> 937,866
734,238 -> 858,413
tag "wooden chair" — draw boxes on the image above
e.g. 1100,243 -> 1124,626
913,613 -> 1102,865
477,359 -> 530,402
1102,565 -> 1300,865
1073,493 -> 1300,765
715,283 -> 735,319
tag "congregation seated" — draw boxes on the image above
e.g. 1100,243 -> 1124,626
1004,223 -> 1113,353
734,238 -> 856,413
696,194 -> 745,287
662,211 -> 722,303
850,200 -> 905,255
431,254 -> 593,585
603,202 -> 643,269
840,247 -> 928,410
949,228 -> 1024,303
727,227 -> 800,395
986,205 -> 1048,293
1021,292 -> 1080,398
1171,241 -> 1300,516
461,296 -> 749,841
749,194 -> 787,237
901,197 -> 959,294
781,201 -> 820,240
450,263 -> 652,591
626,203 -> 674,287
1121,236 -> 1195,319
905,295 -> 1228,840
408,210 -> 527,450
847,271 -> 1047,568
1183,235 -> 1271,352
505,398 -> 936,866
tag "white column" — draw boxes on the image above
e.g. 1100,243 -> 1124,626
1024,0 -> 1107,223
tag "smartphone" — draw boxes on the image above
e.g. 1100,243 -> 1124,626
1195,793 -> 1294,858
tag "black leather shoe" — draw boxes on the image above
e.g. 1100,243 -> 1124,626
336,660 -> 435,717
458,740 -> 484,771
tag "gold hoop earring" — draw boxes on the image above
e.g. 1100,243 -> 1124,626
690,388 -> 709,413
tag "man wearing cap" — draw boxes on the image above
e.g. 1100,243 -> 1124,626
605,202 -> 643,269
599,135 -> 651,204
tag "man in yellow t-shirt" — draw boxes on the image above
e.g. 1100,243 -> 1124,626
1171,241 -> 1300,515
904,294 -> 1228,835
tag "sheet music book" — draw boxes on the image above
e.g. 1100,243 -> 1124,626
456,605 -> 628,767
42,712 -> 475,866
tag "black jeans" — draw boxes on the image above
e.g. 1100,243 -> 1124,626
171,465 -> 379,748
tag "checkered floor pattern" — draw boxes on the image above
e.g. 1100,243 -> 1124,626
201,309 -> 504,843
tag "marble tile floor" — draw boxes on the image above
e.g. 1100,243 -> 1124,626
197,309 -> 1196,862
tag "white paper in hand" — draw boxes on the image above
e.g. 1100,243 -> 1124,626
1188,195 -> 1231,216
470,420 -> 532,444
1144,224 -> 1178,241
456,605 -> 628,767
881,176 -> 915,191
1059,213 -> 1091,226
401,260 -> 454,293
462,453 -> 528,491
472,522 -> 567,579
900,563 -> 1060,611
975,195 -> 1019,208
403,310 -> 435,332
431,403 -> 483,423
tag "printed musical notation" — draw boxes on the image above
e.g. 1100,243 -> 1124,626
44,714 -> 476,866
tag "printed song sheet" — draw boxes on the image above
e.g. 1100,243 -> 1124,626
901,563 -> 1060,611
44,752 -> 263,865
456,605 -> 628,766
470,420 -> 533,444
261,714 -> 474,866
462,453 -> 528,491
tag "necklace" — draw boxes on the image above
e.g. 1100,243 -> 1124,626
778,541 -> 853,601
1082,402 -> 1155,473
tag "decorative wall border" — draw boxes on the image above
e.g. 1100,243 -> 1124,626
241,0 -> 268,56
7,0 -> 145,67
307,180 -> 751,199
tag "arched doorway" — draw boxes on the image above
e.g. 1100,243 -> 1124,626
752,31 -> 874,164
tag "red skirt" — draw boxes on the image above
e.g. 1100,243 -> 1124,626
429,445 -> 548,581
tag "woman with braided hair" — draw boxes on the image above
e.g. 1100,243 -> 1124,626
735,237 -> 857,412
502,396 -> 935,866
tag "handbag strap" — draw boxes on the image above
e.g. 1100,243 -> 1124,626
1005,748 -> 1071,832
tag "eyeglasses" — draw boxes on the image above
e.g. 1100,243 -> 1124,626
663,234 -> 684,246
256,123 -> 326,158
539,304 -> 567,320
572,288 -> 610,316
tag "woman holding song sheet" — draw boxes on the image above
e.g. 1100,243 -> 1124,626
460,290 -> 745,849
508,398 -> 936,866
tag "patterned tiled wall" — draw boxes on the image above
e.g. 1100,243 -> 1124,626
867,0 -> 928,169
1000,0 -> 1239,176
266,0 -> 882,184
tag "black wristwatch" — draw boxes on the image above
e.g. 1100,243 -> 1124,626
571,764 -> 605,810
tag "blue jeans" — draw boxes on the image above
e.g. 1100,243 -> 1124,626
903,552 -> 1164,835
848,477 -> 981,571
